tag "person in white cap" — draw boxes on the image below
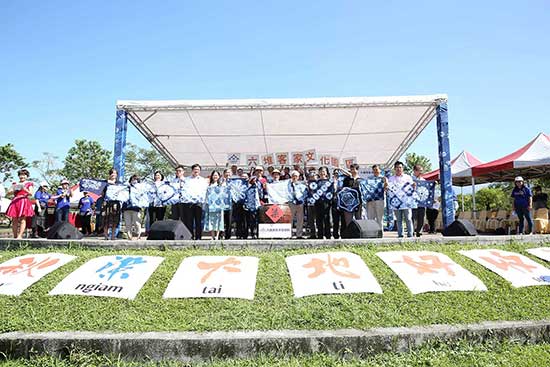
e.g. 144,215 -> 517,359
52,179 -> 72,223
511,176 -> 533,235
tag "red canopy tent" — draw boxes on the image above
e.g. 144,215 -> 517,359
423,150 -> 483,186
471,132 -> 550,181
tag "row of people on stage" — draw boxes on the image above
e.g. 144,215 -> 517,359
3,161 -> 439,240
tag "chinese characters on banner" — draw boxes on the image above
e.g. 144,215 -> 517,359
304,149 -> 317,164
377,251 -> 487,294
276,152 -> 289,166
163,256 -> 259,299
459,249 -> 550,288
291,152 -> 304,165
0,253 -> 76,296
49,255 -> 164,299
246,154 -> 259,168
261,154 -> 274,167
285,252 -> 382,297
319,155 -> 331,166
526,247 -> 550,262
331,156 -> 340,168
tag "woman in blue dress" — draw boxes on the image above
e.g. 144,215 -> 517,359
203,170 -> 225,240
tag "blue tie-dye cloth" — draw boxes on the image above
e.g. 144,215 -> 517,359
414,180 -> 436,208
336,187 -> 361,212
205,185 -> 231,212
105,184 -> 130,203
359,177 -> 385,202
267,181 -> 292,204
129,182 -> 154,208
306,179 -> 334,205
244,185 -> 260,211
387,179 -> 418,210
79,178 -> 107,196
228,178 -> 248,203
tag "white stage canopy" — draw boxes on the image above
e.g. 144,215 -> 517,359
117,94 -> 447,168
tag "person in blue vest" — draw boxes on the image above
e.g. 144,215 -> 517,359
511,176 -> 533,235
53,179 -> 72,223
78,191 -> 95,236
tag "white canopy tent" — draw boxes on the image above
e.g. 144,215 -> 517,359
117,94 -> 447,168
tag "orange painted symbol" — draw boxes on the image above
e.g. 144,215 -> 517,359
480,251 -> 537,273
393,255 -> 455,276
303,254 -> 360,279
0,256 -> 60,277
197,257 -> 242,283
266,204 -> 284,223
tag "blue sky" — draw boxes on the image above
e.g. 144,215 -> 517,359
1,0 -> 549,177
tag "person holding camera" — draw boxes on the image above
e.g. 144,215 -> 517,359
52,179 -> 72,223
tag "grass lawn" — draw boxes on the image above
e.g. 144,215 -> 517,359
1,241 -> 550,333
1,340 -> 549,366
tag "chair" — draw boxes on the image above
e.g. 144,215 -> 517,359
486,209 -> 509,232
472,210 -> 488,232
534,208 -> 549,234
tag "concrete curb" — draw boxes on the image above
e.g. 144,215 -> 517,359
1,235 -> 549,251
1,320 -> 550,362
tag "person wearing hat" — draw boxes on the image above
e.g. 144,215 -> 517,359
271,169 -> 281,182
53,179 -> 72,223
32,181 -> 51,237
511,176 -> 533,235
78,190 -> 95,236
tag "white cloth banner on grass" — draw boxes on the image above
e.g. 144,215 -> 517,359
459,249 -> 550,288
0,253 -> 76,296
163,256 -> 259,299
49,255 -> 163,300
285,252 -> 382,297
377,251 -> 487,294
526,247 -> 550,262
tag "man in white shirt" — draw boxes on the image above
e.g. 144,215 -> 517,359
184,163 -> 207,240
387,161 -> 415,238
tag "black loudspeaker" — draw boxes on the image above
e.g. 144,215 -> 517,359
46,222 -> 84,240
147,220 -> 192,240
442,219 -> 478,236
342,219 -> 383,239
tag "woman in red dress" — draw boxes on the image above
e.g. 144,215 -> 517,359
6,169 -> 35,238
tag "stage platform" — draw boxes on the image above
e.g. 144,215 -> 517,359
1,233 -> 549,251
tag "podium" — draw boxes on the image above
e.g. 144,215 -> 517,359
258,204 -> 292,238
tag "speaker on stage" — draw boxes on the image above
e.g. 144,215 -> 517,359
442,219 -> 478,236
147,220 -> 192,240
46,221 -> 84,240
342,219 -> 383,239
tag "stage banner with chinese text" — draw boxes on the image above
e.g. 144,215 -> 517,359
163,256 -> 259,299
0,253 -> 76,296
377,251 -> 487,294
285,252 -> 382,297
49,255 -> 164,300
459,249 -> 550,288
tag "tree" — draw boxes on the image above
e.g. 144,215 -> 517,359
60,140 -> 112,183
31,152 -> 63,186
0,144 -> 27,183
124,143 -> 173,181
404,153 -> 432,174
475,187 -> 511,211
